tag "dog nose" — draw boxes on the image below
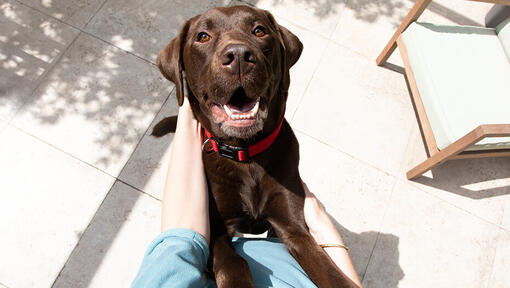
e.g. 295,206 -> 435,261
220,44 -> 256,76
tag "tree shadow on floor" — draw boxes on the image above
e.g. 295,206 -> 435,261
241,0 -> 489,28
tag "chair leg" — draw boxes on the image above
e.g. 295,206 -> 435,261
407,156 -> 444,180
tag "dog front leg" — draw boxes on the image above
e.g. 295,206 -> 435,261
210,234 -> 254,288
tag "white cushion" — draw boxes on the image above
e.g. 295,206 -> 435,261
402,22 -> 510,151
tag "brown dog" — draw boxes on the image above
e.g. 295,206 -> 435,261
152,5 -> 357,288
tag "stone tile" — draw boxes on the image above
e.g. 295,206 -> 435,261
0,126 -> 114,288
118,93 -> 178,199
363,180 -> 500,287
85,0 -> 230,63
246,0 -> 348,38
296,130 -> 395,279
488,229 -> 510,288
11,33 -> 172,176
0,0 -> 79,121
274,18 -> 329,120
17,0 -> 105,28
292,41 -> 414,175
53,180 -> 161,288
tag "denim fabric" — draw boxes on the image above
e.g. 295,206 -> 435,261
132,228 -> 316,288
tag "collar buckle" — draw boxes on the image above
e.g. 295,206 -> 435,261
216,139 -> 250,163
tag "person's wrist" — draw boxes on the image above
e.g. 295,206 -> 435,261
309,220 -> 344,245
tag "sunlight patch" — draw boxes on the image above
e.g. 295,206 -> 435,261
461,178 -> 510,192
42,0 -> 52,8
111,35 -> 133,52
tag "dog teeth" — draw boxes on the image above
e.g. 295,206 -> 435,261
223,99 -> 260,121
223,104 -> 233,117
250,100 -> 260,114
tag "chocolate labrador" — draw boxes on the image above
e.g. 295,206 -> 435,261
152,5 -> 357,288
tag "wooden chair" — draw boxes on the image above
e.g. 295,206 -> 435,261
377,0 -> 510,180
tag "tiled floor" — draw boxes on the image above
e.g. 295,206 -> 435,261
1,0 -> 509,287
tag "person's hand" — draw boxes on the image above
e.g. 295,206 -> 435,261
173,96 -> 202,149
161,96 -> 210,244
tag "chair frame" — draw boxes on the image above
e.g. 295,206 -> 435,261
377,0 -> 510,180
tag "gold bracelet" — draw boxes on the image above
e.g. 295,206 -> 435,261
319,244 -> 349,251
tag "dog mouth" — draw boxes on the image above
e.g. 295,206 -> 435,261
224,88 -> 260,120
210,87 -> 261,127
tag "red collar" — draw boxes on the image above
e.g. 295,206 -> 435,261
202,118 -> 284,162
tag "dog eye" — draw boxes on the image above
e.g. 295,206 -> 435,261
253,26 -> 266,37
197,32 -> 211,43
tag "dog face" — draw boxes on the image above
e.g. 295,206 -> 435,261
157,6 -> 302,140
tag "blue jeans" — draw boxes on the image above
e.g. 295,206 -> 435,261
132,228 -> 317,288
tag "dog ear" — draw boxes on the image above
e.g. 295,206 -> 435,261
151,116 -> 178,137
263,11 -> 303,69
157,21 -> 191,106
277,25 -> 303,69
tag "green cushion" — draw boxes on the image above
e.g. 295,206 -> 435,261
497,17 -> 510,62
402,22 -> 510,151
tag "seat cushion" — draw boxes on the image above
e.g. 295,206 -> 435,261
401,22 -> 510,151
497,17 -> 510,62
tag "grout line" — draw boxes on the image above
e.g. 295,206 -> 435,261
397,177 -> 510,232
294,127 -> 395,178
80,30 -> 157,66
6,29 -> 82,126
11,0 -> 156,66
360,178 -> 398,283
498,224 -> 510,233
117,178 -> 161,202
288,40 -> 331,122
50,173 -> 119,288
46,87 -> 175,287
323,0 -> 349,40
47,89 -> 172,285
485,233 -> 499,288
115,87 -> 175,190
48,91 -> 174,285
8,124 -> 118,180
83,0 -> 109,30
295,127 -> 510,231
8,83 -> 174,187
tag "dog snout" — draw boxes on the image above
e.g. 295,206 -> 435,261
220,44 -> 256,76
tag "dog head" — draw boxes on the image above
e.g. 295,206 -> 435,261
156,5 -> 302,141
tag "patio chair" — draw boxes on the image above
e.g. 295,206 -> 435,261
377,0 -> 510,180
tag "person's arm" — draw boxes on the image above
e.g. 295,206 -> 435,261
303,182 -> 362,287
161,96 -> 210,244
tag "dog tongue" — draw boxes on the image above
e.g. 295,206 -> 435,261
227,99 -> 257,113
227,88 -> 257,113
